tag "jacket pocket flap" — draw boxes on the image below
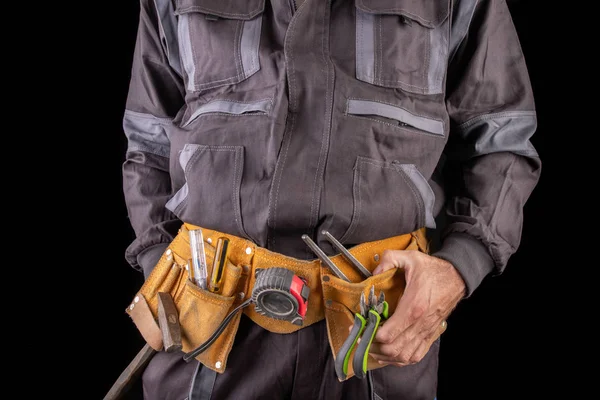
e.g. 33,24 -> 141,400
175,0 -> 265,19
355,0 -> 449,28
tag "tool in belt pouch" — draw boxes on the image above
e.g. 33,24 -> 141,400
123,223 -> 440,381
105,292 -> 182,400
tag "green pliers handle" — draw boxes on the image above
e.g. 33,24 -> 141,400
352,309 -> 382,379
334,313 -> 366,381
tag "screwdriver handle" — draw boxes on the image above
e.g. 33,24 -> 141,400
209,237 -> 229,294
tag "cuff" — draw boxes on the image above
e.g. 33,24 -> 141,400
137,243 -> 170,280
432,233 -> 495,297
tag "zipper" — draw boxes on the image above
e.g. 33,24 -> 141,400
289,0 -> 297,13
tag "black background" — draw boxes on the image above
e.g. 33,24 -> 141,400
87,1 -> 572,399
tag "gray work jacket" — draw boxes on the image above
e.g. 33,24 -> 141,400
122,0 -> 541,296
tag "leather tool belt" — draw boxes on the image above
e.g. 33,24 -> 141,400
126,223 -> 430,380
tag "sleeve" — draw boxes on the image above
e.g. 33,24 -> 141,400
122,0 -> 185,277
432,0 -> 542,296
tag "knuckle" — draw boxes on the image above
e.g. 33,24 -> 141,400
405,249 -> 419,257
377,330 -> 395,344
380,343 -> 401,358
409,305 -> 426,321
409,352 -> 424,364
396,350 -> 412,364
380,249 -> 396,261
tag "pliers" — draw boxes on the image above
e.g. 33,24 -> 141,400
334,285 -> 389,381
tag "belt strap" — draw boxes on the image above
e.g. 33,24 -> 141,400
172,224 -> 428,334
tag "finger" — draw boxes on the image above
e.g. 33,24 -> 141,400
371,317 -> 443,363
370,330 -> 421,364
426,319 -> 446,346
372,338 -> 431,366
373,312 -> 412,347
371,355 -> 409,368
402,322 -> 445,364
407,337 -> 432,364
409,319 -> 447,361
369,350 -> 409,367
375,360 -> 408,368
370,319 -> 419,360
374,289 -> 421,344
372,250 -> 408,275
370,328 -> 434,365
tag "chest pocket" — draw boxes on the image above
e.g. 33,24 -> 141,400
175,0 -> 265,92
355,0 -> 450,95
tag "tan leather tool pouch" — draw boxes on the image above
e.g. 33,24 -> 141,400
126,233 -> 245,374
321,230 -> 428,381
322,267 -> 405,380
125,226 -> 432,376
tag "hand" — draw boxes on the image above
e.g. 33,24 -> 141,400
368,250 -> 466,367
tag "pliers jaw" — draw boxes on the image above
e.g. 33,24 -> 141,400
359,292 -> 367,317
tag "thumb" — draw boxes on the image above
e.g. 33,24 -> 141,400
372,250 -> 408,275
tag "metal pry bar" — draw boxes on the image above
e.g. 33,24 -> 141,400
321,230 -> 372,278
301,234 -> 350,282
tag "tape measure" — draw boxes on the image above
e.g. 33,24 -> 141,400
252,267 -> 310,326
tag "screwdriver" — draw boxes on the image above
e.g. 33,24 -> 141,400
189,228 -> 208,289
209,237 -> 230,294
